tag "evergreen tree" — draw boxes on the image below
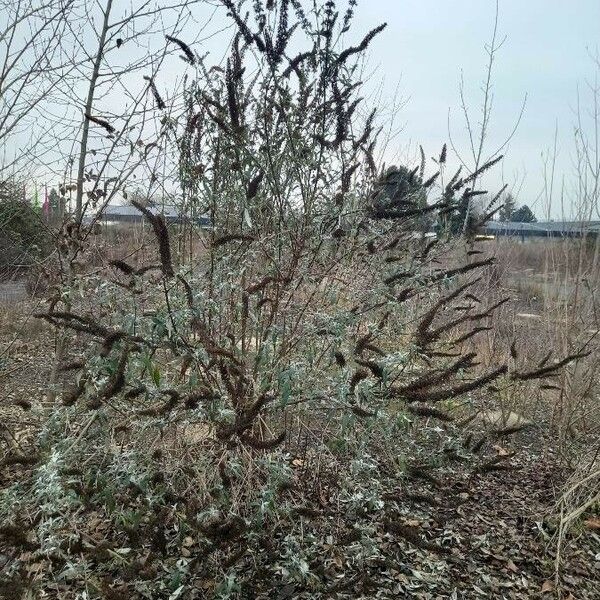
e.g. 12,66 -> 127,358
499,193 -> 516,221
48,187 -> 65,220
372,165 -> 431,232
512,204 -> 536,223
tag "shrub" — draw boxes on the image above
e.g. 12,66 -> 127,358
0,2 -> 583,597
0,194 -> 51,278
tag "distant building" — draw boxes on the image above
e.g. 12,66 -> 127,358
97,204 -> 211,228
482,220 -> 600,240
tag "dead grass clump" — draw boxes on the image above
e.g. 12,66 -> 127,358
555,443 -> 600,576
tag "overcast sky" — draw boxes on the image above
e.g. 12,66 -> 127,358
6,0 -> 599,218
352,0 -> 600,218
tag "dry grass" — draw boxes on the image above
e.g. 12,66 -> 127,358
449,238 -> 599,436
463,237 -> 600,581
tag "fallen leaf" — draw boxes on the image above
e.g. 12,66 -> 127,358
584,517 -> 600,530
493,444 -> 510,456
541,580 -> 554,593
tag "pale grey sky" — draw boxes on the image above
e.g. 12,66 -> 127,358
353,0 -> 600,218
6,0 -> 599,218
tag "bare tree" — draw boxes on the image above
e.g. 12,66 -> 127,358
48,0 -> 203,221
0,0 -> 73,177
37,0 -> 201,402
447,0 -> 527,232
